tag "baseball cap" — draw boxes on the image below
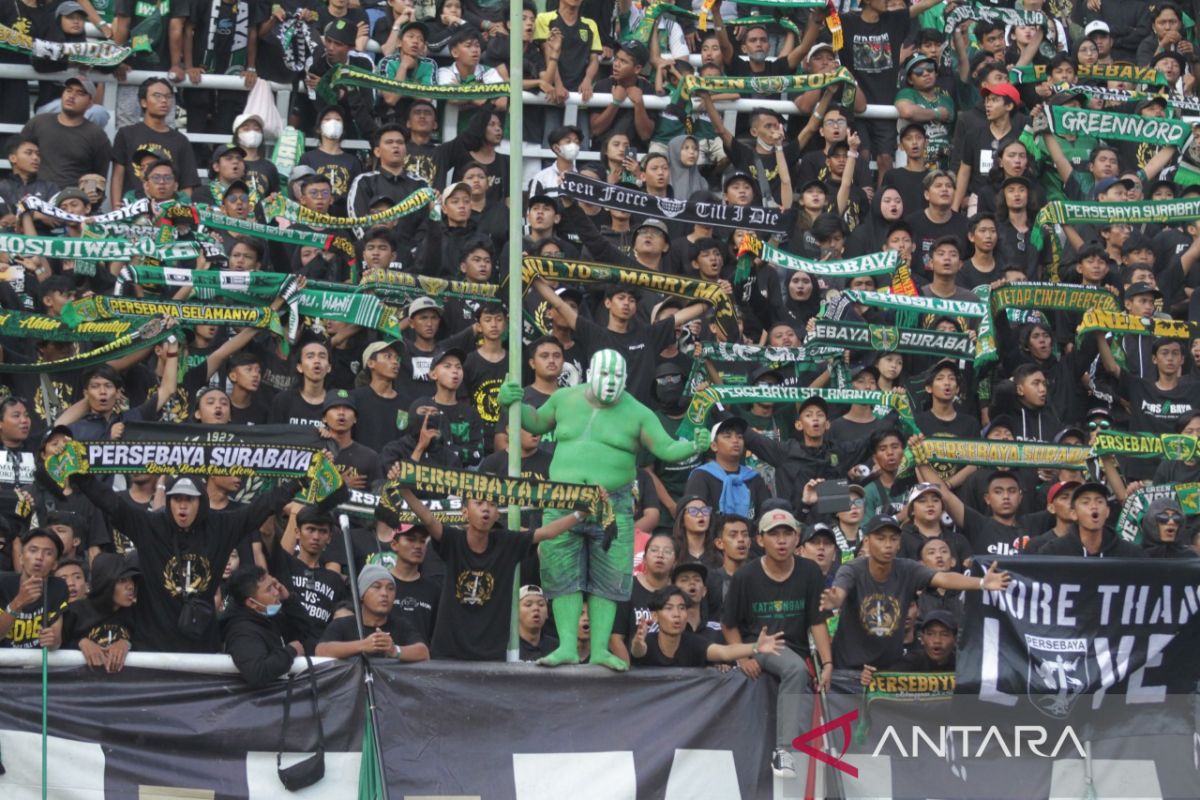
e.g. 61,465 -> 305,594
211,143 -> 246,163
322,388 -> 356,414
429,346 -> 466,369
919,609 -> 958,633
443,180 -> 471,200
1046,480 -> 1082,504
528,193 -> 560,212
902,54 -> 937,77
287,165 -> 316,185
1093,176 -> 1136,198
224,179 -> 251,196
806,42 -> 837,62
798,394 -> 828,414
399,20 -> 428,38
758,508 -> 800,534
1070,481 -> 1108,503
55,187 -> 90,206
363,340 -> 401,364
555,286 -> 584,305
20,527 -> 64,558
864,514 -> 902,536
634,218 -> 670,239
64,74 -> 96,97
983,414 -> 1016,436
925,358 -> 962,384
671,561 -> 709,582
1053,426 -> 1087,444
39,424 -> 73,452
519,584 -> 545,601
407,296 -> 442,317
1124,281 -> 1162,300
1000,174 -> 1033,192
324,18 -> 357,45
232,113 -> 264,133
56,1 -> 86,15
710,416 -> 748,440
981,82 -> 1021,106
723,170 -> 754,190
801,522 -> 838,546
1084,21 -> 1111,38
165,477 -> 203,497
906,482 -> 942,508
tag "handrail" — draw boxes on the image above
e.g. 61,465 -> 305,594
0,648 -> 332,675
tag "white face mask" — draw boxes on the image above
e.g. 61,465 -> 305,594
588,349 -> 627,405
558,142 -> 580,162
238,130 -> 263,149
320,119 -> 344,140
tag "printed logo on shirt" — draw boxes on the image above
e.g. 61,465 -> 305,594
455,570 -> 495,606
474,377 -> 502,424
87,623 -> 131,646
35,380 -> 73,424
852,35 -> 894,74
858,592 -> 901,637
131,143 -> 173,180
318,164 -> 351,200
411,356 -> 433,382
163,553 -> 214,598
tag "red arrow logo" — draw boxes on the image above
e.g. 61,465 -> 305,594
791,709 -> 859,778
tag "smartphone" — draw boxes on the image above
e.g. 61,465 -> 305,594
625,146 -> 637,162
815,479 -> 851,515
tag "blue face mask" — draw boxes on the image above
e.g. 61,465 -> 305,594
262,602 -> 282,617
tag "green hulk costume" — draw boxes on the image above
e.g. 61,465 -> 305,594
498,349 -> 709,671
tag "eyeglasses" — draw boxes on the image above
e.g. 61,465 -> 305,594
910,65 -> 936,76
1088,419 -> 1112,430
225,193 -> 248,203
685,506 -> 712,517
824,119 -> 848,127
305,189 -> 332,199
849,498 -> 865,508
1155,511 -> 1184,524
147,174 -> 176,184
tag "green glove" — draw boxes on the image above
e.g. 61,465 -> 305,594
692,427 -> 711,454
497,379 -> 524,407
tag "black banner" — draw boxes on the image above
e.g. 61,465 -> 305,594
559,172 -> 787,233
0,657 -> 364,797
372,661 -> 775,799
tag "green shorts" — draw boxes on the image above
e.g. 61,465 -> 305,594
539,483 -> 635,603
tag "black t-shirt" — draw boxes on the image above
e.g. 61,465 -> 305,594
350,386 -> 407,450
914,410 -> 981,440
519,632 -> 560,662
537,13 -> 598,91
230,392 -> 271,426
114,0 -> 189,70
831,557 -> 936,670
904,210 -> 970,276
962,506 -> 1027,557
574,316 -> 676,405
429,526 -> 534,661
633,630 -> 712,667
187,0 -> 268,74
463,350 -> 508,429
592,76 -> 655,149
328,440 -> 383,487
0,573 -> 68,649
298,149 -> 363,216
392,573 -> 440,642
268,389 -> 325,428
282,553 -> 347,637
1119,371 -> 1195,435
111,121 -> 201,190
319,609 -> 424,656
721,557 -> 824,657
613,577 -> 659,640
837,10 -> 912,102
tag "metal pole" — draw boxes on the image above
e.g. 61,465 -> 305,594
505,0 -> 526,662
338,515 -> 390,800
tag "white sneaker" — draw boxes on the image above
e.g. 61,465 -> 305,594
771,748 -> 797,779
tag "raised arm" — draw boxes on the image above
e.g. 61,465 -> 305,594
395,486 -> 443,540
638,403 -> 709,462
530,274 -> 578,329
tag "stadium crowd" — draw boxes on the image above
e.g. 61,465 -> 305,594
0,0 -> 1199,781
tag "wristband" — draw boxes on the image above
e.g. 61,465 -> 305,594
979,577 -> 986,589
394,644 -> 403,659
751,642 -> 759,654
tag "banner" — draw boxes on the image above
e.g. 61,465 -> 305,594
808,318 -> 975,359
20,195 -> 150,226
0,316 -> 171,373
1010,62 -> 1166,85
385,461 -> 607,516
0,231 -> 155,261
1069,82 -> 1200,115
685,384 -> 917,431
521,256 -> 739,341
957,557 -> 1200,708
736,233 -> 898,278
46,422 -> 344,501
841,290 -> 986,319
696,340 -> 817,364
1074,308 -> 1196,347
672,65 -> 857,103
360,268 -> 503,304
327,62 -> 509,99
0,308 -> 138,341
262,187 -> 434,231
0,22 -> 146,67
0,655 -> 365,798
909,437 -> 1090,470
1114,482 -> 1200,543
339,487 -> 466,525
1046,105 -> 1190,147
989,281 -> 1118,314
854,671 -> 955,744
558,173 -> 786,233
374,661 -> 775,799
62,295 -> 285,337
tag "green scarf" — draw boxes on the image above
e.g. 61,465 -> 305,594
1074,308 -> 1196,347
1094,431 -> 1200,461
61,296 -> 285,338
696,341 -> 817,364
736,233 -> 897,283
340,487 -> 466,525
0,309 -> 138,342
0,232 -> 160,262
672,66 -> 857,103
47,434 -> 343,502
684,385 -> 918,434
522,256 -> 739,341
0,22 -> 147,67
908,437 -> 1089,470
0,316 -> 172,374
1046,105 -> 1190,147
1068,82 -> 1200,114
942,4 -> 1044,35
271,126 -> 306,178
1035,199 -> 1200,282
360,268 -> 502,304
262,187 -> 435,231
853,672 -> 955,745
1115,482 -> 1200,543
841,290 -> 986,319
196,207 -> 357,261
1010,62 -> 1165,86
327,62 -> 510,99
808,318 -> 974,359
630,4 -> 698,42
385,462 -> 612,524
989,281 -> 1118,314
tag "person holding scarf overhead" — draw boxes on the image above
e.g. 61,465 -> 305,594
685,417 -> 771,524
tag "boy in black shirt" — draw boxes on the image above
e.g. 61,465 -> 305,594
721,508 -> 833,780
268,338 -> 331,428
396,483 -> 585,661
273,506 -> 348,646
316,564 -> 429,661
389,524 -> 440,642
351,340 -> 406,450
631,585 -> 782,668
0,526 -> 67,649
